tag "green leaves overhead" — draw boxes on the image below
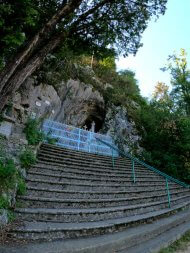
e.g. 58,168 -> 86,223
0,0 -> 168,68
138,49 -> 190,183
70,0 -> 167,56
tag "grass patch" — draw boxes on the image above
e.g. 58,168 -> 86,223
24,117 -> 44,145
17,177 -> 26,195
19,148 -> 36,169
0,195 -> 9,209
159,230 -> 190,253
7,210 -> 15,223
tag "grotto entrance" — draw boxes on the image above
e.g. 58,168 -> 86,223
83,115 -> 103,132
82,104 -> 105,133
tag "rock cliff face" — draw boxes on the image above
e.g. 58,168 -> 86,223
54,79 -> 105,131
5,69 -> 142,154
9,77 -> 105,132
102,104 -> 142,154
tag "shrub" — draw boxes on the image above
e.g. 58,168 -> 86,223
19,148 -> 36,169
46,136 -> 57,145
7,210 -> 15,222
45,131 -> 58,145
24,118 -> 44,145
0,196 -> 9,209
0,159 -> 16,179
17,178 -> 26,195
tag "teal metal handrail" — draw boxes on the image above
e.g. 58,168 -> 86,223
96,137 -> 190,208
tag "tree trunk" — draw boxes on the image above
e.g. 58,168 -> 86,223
0,33 -> 64,111
0,0 -> 112,112
0,0 -> 82,95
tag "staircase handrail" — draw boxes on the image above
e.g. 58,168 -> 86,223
96,137 -> 190,189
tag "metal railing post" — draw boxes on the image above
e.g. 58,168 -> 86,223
132,160 -> 136,183
112,149 -> 115,168
78,129 -> 81,151
95,137 -> 190,189
88,132 -> 92,153
166,178 -> 171,208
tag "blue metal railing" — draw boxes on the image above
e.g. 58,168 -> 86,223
42,119 -> 119,157
96,137 -> 190,208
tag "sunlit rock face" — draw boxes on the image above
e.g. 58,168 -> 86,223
54,79 -> 105,131
102,104 -> 142,155
10,77 -> 61,123
8,67 -> 142,154
10,78 -> 105,132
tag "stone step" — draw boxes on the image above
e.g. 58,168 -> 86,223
3,205 -> 190,253
26,178 -> 179,191
36,160 -> 155,176
39,148 -> 132,166
17,191 -> 190,210
25,186 -> 188,200
27,171 -> 166,185
31,164 -> 159,179
11,201 -> 190,241
40,143 -> 125,162
37,153 -> 146,171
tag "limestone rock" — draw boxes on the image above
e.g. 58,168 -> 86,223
12,78 -> 61,123
102,105 -> 142,155
54,79 -> 105,129
0,209 -> 8,228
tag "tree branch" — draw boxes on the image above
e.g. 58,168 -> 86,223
0,0 -> 82,94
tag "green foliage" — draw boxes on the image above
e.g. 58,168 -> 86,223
0,159 -> 16,179
159,230 -> 190,253
102,69 -> 141,106
0,0 -> 61,69
0,0 -> 39,68
19,148 -> 36,169
136,49 -> 190,183
17,178 -> 26,195
24,118 -> 44,145
45,134 -> 58,145
68,1 -> 167,57
137,95 -> 190,182
133,50 -> 190,183
0,139 -> 17,193
7,210 -> 15,222
0,0 -> 167,70
0,196 -> 9,209
162,49 -> 190,116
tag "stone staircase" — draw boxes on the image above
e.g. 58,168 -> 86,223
6,143 -> 190,252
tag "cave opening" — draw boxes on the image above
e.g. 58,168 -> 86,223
83,115 -> 103,132
82,104 -> 105,133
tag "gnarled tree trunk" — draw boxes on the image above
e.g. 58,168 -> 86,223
0,0 -> 82,111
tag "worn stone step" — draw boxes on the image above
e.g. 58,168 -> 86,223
30,164 -> 160,180
39,147 -> 122,162
25,186 -> 188,200
39,148 -> 133,166
27,171 -> 166,185
11,201 -> 190,241
26,178 -> 179,191
36,160 -> 155,177
40,143 -> 125,162
3,205 -> 190,253
17,191 -> 190,210
37,153 -> 146,171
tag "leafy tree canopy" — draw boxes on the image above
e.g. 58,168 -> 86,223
0,0 -> 167,68
0,0 -> 60,68
161,49 -> 190,116
137,49 -> 190,182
